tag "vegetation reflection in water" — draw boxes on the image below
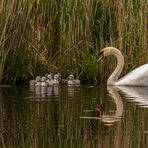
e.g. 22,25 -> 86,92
0,85 -> 148,147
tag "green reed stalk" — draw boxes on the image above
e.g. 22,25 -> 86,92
0,0 -> 147,84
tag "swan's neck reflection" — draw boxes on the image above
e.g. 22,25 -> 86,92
98,86 -> 123,125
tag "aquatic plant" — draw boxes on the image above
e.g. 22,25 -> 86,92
0,0 -> 147,84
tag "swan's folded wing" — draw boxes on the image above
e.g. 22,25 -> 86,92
116,64 -> 148,86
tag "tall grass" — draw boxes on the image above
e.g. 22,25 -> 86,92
0,0 -> 147,84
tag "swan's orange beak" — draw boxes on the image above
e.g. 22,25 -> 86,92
96,106 -> 103,116
97,52 -> 103,62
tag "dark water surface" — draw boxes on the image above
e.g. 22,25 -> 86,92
0,85 -> 148,148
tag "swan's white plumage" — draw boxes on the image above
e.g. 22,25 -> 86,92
98,47 -> 148,86
116,64 -> 148,86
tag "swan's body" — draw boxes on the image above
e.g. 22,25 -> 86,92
40,76 -> 48,86
67,74 -> 80,85
29,76 -> 40,86
116,64 -> 148,86
52,74 -> 60,84
59,74 -> 80,85
98,47 -> 148,86
45,74 -> 53,86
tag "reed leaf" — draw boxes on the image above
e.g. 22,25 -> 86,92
0,0 -> 147,84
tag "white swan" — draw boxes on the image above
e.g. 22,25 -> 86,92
67,74 -> 80,85
97,47 -> 148,86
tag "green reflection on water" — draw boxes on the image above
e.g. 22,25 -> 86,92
0,85 -> 148,147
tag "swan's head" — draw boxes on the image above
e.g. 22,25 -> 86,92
41,76 -> 46,82
68,74 -> 74,80
45,74 -> 53,80
54,74 -> 61,80
36,76 -> 41,82
97,47 -> 122,62
97,47 -> 113,62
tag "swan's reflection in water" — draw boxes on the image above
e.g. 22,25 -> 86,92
99,86 -> 123,125
46,85 -> 59,96
80,86 -> 124,126
67,85 -> 80,97
29,85 -> 80,98
29,85 -> 59,98
1,85 -> 148,147
116,86 -> 148,107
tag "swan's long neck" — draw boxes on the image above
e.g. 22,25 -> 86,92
107,48 -> 124,85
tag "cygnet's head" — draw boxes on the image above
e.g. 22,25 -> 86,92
41,76 -> 46,82
36,76 -> 41,82
46,74 -> 53,80
68,74 -> 74,80
54,74 -> 60,80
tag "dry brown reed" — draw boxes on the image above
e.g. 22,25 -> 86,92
0,0 -> 147,84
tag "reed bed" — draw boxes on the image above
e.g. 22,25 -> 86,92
0,0 -> 147,84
